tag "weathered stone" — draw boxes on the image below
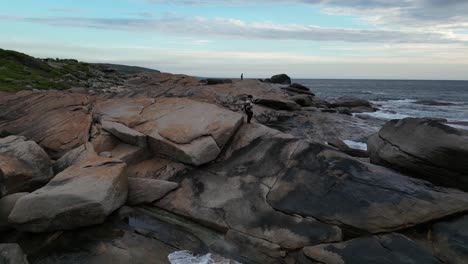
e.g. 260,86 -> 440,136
8,157 -> 128,232
96,97 -> 244,166
0,136 -> 52,194
17,224 -> 175,264
203,78 -> 233,85
127,158 -> 188,181
90,126 -> 120,153
432,215 -> 468,264
101,121 -> 147,147
110,144 -> 148,165
368,118 -> 468,191
327,138 -> 368,158
255,98 -> 301,111
0,91 -> 92,158
268,142 -> 468,234
303,234 -> 441,264
290,95 -> 314,107
289,83 -> 310,91
269,74 -> 291,85
225,230 -> 286,264
156,124 -> 342,250
0,168 -> 5,198
127,178 -> 178,205
53,142 -> 97,174
99,151 -> 113,158
0,244 -> 29,264
0,192 -> 28,232
282,87 -> 315,96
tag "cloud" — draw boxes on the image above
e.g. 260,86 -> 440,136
0,14 -> 464,44
48,8 -> 85,14
142,0 -> 468,29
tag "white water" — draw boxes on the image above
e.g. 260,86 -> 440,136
343,140 -> 368,151
168,251 -> 241,264
362,99 -> 468,122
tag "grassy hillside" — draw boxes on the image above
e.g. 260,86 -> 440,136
0,48 -> 158,92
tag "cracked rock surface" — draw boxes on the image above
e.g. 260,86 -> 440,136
368,118 -> 468,191
303,233 -> 441,264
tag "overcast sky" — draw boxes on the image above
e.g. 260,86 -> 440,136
1,0 -> 468,79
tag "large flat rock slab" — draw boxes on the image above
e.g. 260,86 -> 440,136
0,91 -> 92,158
368,118 -> 468,190
158,122 -> 468,242
95,97 -> 244,165
156,124 -> 342,251
9,157 -> 128,232
303,234 -> 441,264
268,141 -> 468,234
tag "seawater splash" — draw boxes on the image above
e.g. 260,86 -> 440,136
168,251 -> 241,264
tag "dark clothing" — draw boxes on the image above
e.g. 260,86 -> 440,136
241,74 -> 243,81
244,99 -> 253,123
246,110 -> 253,123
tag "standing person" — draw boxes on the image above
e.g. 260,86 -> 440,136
241,73 -> 244,81
243,95 -> 254,124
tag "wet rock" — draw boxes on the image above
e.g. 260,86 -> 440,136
255,98 -> 301,111
0,136 -> 52,194
53,142 -> 98,174
303,233 -> 441,264
432,215 -> 468,264
0,244 -> 29,264
338,108 -> 353,116
0,91 -> 92,158
8,157 -> 128,232
0,192 -> 28,232
368,118 -> 468,191
281,87 -> 315,96
127,178 -> 179,205
290,95 -> 314,107
289,83 -> 310,91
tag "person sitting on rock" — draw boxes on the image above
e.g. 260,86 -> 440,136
244,95 -> 254,124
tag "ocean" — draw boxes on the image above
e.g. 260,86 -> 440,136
296,79 -> 468,123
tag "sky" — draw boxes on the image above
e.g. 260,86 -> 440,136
1,0 -> 468,80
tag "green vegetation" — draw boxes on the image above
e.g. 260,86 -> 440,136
0,48 -> 97,92
0,48 -> 159,93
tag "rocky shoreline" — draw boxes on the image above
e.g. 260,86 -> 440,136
1,71 -> 467,264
